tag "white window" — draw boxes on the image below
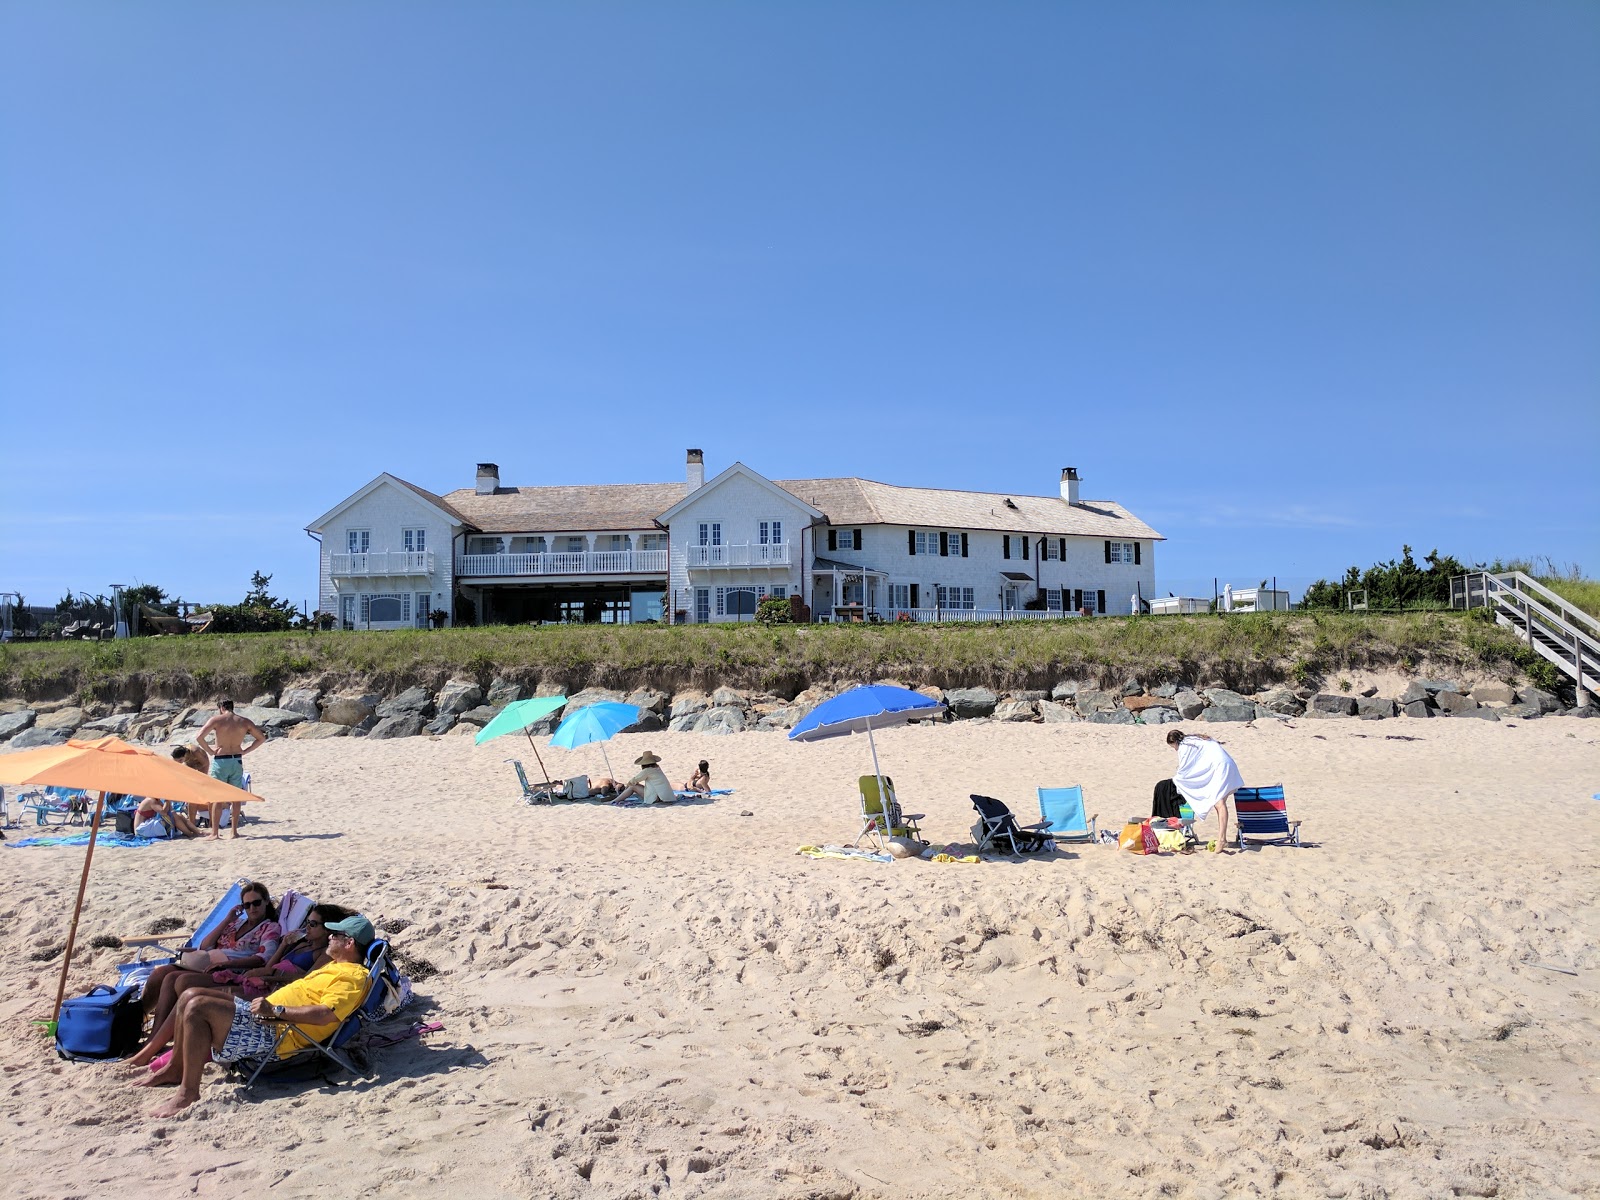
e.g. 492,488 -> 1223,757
637,533 -> 667,551
416,593 -> 431,627
888,583 -> 911,609
759,520 -> 783,545
936,586 -> 975,610
402,528 -> 426,553
698,522 -> 722,547
360,593 -> 412,623
914,531 -> 939,555
1046,589 -> 1064,611
770,585 -> 786,599
716,586 -> 761,617
694,588 -> 711,623
1042,540 -> 1059,561
1109,541 -> 1137,564
339,595 -> 355,627
346,530 -> 370,554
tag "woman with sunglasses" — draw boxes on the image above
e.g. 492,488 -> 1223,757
137,881 -> 282,1041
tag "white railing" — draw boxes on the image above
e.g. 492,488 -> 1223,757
819,607 -> 1085,624
1453,571 -> 1599,695
329,551 -> 435,576
455,549 -> 669,578
685,542 -> 792,568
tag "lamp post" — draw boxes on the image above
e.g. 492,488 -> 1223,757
108,584 -> 128,639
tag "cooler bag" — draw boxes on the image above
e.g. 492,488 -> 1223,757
56,983 -> 143,1061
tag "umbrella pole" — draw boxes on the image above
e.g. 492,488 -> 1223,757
524,729 -> 552,783
51,789 -> 106,1029
600,745 -> 615,783
866,719 -> 891,848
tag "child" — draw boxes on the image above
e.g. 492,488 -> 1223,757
683,760 -> 711,793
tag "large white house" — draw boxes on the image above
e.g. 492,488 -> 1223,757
305,452 -> 1162,629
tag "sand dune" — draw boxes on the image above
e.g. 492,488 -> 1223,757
2,717 -> 1596,1198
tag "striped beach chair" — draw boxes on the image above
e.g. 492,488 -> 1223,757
1233,785 -> 1301,849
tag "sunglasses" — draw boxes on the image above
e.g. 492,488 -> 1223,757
306,920 -> 326,927
243,898 -> 266,909
328,931 -> 355,942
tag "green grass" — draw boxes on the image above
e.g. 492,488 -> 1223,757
0,610 -> 1544,705
1539,576 -> 1600,619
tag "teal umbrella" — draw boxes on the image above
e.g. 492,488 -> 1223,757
474,695 -> 568,781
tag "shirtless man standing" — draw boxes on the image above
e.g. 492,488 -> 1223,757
193,699 -> 266,838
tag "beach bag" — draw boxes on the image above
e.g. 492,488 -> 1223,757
56,983 -> 143,1061
1120,821 -> 1160,855
113,811 -> 136,836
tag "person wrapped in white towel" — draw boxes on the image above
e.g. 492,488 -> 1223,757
1165,728 -> 1245,848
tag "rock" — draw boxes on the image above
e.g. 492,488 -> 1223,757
0,710 -> 38,740
1073,690 -> 1118,715
1202,688 -> 1249,708
377,687 -> 433,718
1152,683 -> 1180,699
1307,694 -> 1356,717
250,693 -> 278,708
1416,678 -> 1460,695
624,711 -> 666,733
288,721 -> 349,740
1453,707 -> 1501,721
434,680 -> 484,717
1123,695 -> 1174,713
1434,691 -> 1478,715
1050,681 -> 1079,700
670,692 -> 711,720
1500,702 -> 1543,719
1119,680 -> 1143,697
1520,687 -> 1561,715
711,687 -> 749,710
456,706 -> 498,727
1360,686 -> 1379,698
1570,704 -> 1595,719
754,706 -> 802,731
1200,702 -> 1255,723
1173,691 -> 1205,720
1356,697 -> 1396,720
944,688 -> 999,719
1399,682 -> 1432,705
8,726 -> 70,749
1009,689 -> 1048,702
626,688 -> 669,714
80,713 -> 136,735
320,695 -> 376,726
126,712 -> 176,743
280,688 -> 322,721
1087,708 -> 1137,725
1470,682 -> 1517,705
564,687 -> 626,714
993,700 -> 1039,722
692,706 -> 745,735
184,708 -> 217,727
140,698 -> 181,715
424,713 -> 459,736
486,678 -> 522,708
667,713 -> 702,733
1256,688 -> 1304,716
366,714 -> 426,740
35,706 -> 86,732
1143,706 -> 1184,725
1402,700 -> 1433,718
0,699 -> 29,714
236,706 -> 308,731
1038,702 -> 1080,724
915,685 -> 946,707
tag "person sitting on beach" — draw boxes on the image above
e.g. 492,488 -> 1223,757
612,750 -> 675,805
133,795 -> 204,840
139,881 -> 282,1036
1164,728 -> 1245,848
137,914 -> 377,1117
682,760 -> 711,793
124,903 -> 351,1070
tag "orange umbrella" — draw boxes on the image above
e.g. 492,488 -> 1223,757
0,736 -> 265,1029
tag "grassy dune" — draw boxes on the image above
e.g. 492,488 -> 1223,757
0,609 -> 1554,707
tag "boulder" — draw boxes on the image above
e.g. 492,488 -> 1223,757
1037,702 -> 1079,724
993,700 -> 1039,722
755,706 -> 803,731
1520,687 -> 1561,715
1402,700 -> 1433,718
35,706 -> 87,732
915,685 -> 946,707
1118,680 -> 1143,697
565,687 -> 626,713
126,712 -> 176,742
288,721 -> 350,740
236,706 -> 308,731
1123,695 -> 1174,713
1073,689 -> 1119,715
692,706 -> 745,735
1416,678 -> 1460,695
456,705 -> 498,727
626,688 -> 669,714
1500,702 -> 1543,719
1256,688 -> 1304,716
667,713 -> 703,733
670,691 -> 711,720
424,714 -> 459,736
1399,682 -> 1432,706
1087,708 -> 1137,725
1200,702 -> 1255,723
320,696 -> 375,726
944,688 -> 999,719
711,687 -> 749,710
8,726 -> 70,749
624,711 -> 666,733
434,680 -> 484,717
1009,689 -> 1048,702
1453,707 -> 1501,721
1050,681 -> 1079,700
1142,706 -> 1184,725
1152,683 -> 1180,699
1470,682 -> 1517,706
280,688 -> 322,721
140,698 -> 181,715
1434,691 -> 1478,715
366,714 -> 427,740
377,687 -> 433,718
184,708 -> 217,727
1356,697 -> 1396,720
486,678 -> 523,708
0,710 -> 38,741
1173,691 -> 1206,720
1360,686 -> 1379,698
80,713 -> 136,736
1202,688 -> 1250,709
1307,694 -> 1356,717
250,693 -> 278,709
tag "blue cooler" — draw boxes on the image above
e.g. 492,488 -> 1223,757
56,983 -> 143,1061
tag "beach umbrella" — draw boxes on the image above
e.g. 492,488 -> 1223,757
548,701 -> 641,782
788,685 -> 947,829
0,736 -> 263,1030
473,695 -> 567,781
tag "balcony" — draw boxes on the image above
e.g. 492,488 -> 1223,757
685,542 -> 792,569
455,549 -> 669,579
330,550 -> 435,577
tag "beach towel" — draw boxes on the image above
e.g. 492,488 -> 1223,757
1172,736 -> 1245,820
796,844 -> 894,863
6,832 -> 161,849
674,788 -> 734,800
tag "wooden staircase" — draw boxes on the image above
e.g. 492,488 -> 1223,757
1452,572 -> 1599,703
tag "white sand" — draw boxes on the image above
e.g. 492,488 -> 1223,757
3,718 -> 1597,1199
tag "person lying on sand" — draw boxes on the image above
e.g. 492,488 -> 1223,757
138,914 -> 376,1117
612,751 -> 675,805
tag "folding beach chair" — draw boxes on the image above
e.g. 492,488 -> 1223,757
509,759 -> 561,804
856,775 -> 924,848
970,795 -> 1052,855
1036,786 -> 1098,845
24,787 -> 91,826
114,882 -> 313,995
1233,785 -> 1302,849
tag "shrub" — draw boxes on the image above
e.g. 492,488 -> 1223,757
754,598 -> 792,627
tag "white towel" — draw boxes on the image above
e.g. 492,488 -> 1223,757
1172,737 -> 1244,820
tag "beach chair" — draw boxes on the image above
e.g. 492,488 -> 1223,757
856,775 -> 924,848
1036,786 -> 1098,845
235,939 -> 397,1088
509,759 -> 562,804
970,795 -> 1052,855
1233,785 -> 1301,849
24,787 -> 91,826
114,883 -> 313,995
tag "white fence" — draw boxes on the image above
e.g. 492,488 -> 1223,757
455,549 -> 669,578
685,543 -> 792,568
820,607 -> 1084,624
329,551 -> 435,576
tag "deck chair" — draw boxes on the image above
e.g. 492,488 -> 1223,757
114,882 -> 313,995
509,759 -> 561,804
236,939 -> 396,1088
24,787 -> 91,826
970,795 -> 1052,855
1233,785 -> 1302,849
1036,786 -> 1098,845
856,775 -> 924,848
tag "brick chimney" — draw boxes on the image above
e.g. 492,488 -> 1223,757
687,449 -> 705,491
476,463 -> 500,496
1060,467 -> 1080,505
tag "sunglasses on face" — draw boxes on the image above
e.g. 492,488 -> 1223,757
328,931 -> 355,942
306,920 -> 326,927
243,898 -> 266,909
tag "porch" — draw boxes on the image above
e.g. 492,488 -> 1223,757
685,542 -> 792,568
330,550 -> 435,577
456,549 -> 669,579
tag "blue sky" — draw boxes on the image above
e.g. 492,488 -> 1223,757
3,2 -> 1596,611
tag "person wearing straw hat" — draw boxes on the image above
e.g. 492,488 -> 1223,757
612,751 -> 675,806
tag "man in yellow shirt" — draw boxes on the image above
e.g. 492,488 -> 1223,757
140,914 -> 376,1116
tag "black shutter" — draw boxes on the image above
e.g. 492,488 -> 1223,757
908,530 -> 916,555
828,529 -> 837,551
1072,588 -> 1082,611
1097,589 -> 1106,614
1022,537 -> 1029,560
1104,540 -> 1111,564
939,532 -> 949,557
853,529 -> 862,550
1059,538 -> 1066,560
1134,542 -> 1141,565
961,533 -> 969,557
910,583 -> 919,608
1003,535 -> 1011,559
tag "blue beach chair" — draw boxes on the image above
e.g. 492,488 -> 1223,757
1233,785 -> 1302,849
1035,786 -> 1098,845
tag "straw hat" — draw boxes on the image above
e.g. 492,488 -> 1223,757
634,751 -> 662,767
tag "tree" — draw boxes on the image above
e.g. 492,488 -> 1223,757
123,583 -> 172,612
1300,546 -> 1473,611
205,570 -> 299,633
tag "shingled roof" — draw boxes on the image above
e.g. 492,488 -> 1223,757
441,482 -> 689,534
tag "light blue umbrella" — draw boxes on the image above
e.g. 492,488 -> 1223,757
548,701 -> 641,781
474,695 -> 568,781
788,685 -> 947,802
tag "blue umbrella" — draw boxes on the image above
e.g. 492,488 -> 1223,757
549,701 -> 641,781
788,685 -> 947,802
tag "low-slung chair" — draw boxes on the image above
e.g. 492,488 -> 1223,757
1036,786 -> 1097,845
1233,785 -> 1302,848
970,795 -> 1052,855
857,775 -> 924,848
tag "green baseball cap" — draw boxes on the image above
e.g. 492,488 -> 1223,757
325,914 -> 376,947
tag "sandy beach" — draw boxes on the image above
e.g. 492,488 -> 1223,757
2,716 -> 1597,1199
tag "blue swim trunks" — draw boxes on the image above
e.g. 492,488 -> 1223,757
210,756 -> 245,788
